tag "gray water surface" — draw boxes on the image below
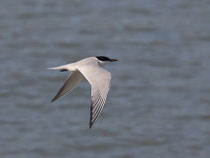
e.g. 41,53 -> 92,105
0,0 -> 210,158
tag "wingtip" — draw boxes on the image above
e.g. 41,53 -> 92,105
51,97 -> 56,102
89,122 -> 93,129
89,125 -> 92,129
51,94 -> 59,102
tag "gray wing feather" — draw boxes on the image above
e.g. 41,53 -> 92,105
51,70 -> 83,102
77,65 -> 111,128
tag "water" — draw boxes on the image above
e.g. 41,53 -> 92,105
0,0 -> 210,157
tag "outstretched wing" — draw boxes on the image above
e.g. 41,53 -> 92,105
77,65 -> 111,128
51,70 -> 83,102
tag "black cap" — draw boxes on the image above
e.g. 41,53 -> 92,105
96,56 -> 118,62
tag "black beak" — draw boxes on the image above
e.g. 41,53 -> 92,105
110,59 -> 118,62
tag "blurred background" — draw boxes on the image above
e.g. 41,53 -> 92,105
0,0 -> 210,158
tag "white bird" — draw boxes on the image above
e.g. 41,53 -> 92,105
49,56 -> 118,128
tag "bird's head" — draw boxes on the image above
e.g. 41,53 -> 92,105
95,56 -> 118,66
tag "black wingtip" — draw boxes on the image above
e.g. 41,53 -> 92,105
51,97 -> 56,102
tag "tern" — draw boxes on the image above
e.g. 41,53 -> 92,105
49,56 -> 118,128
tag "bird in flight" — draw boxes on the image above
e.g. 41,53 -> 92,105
49,56 -> 118,128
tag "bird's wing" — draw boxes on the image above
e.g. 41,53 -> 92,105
77,65 -> 111,128
51,70 -> 83,102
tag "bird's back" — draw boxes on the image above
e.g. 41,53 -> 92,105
75,57 -> 98,67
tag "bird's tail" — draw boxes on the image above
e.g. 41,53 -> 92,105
47,64 -> 70,72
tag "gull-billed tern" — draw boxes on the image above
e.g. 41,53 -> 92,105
49,56 -> 118,128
